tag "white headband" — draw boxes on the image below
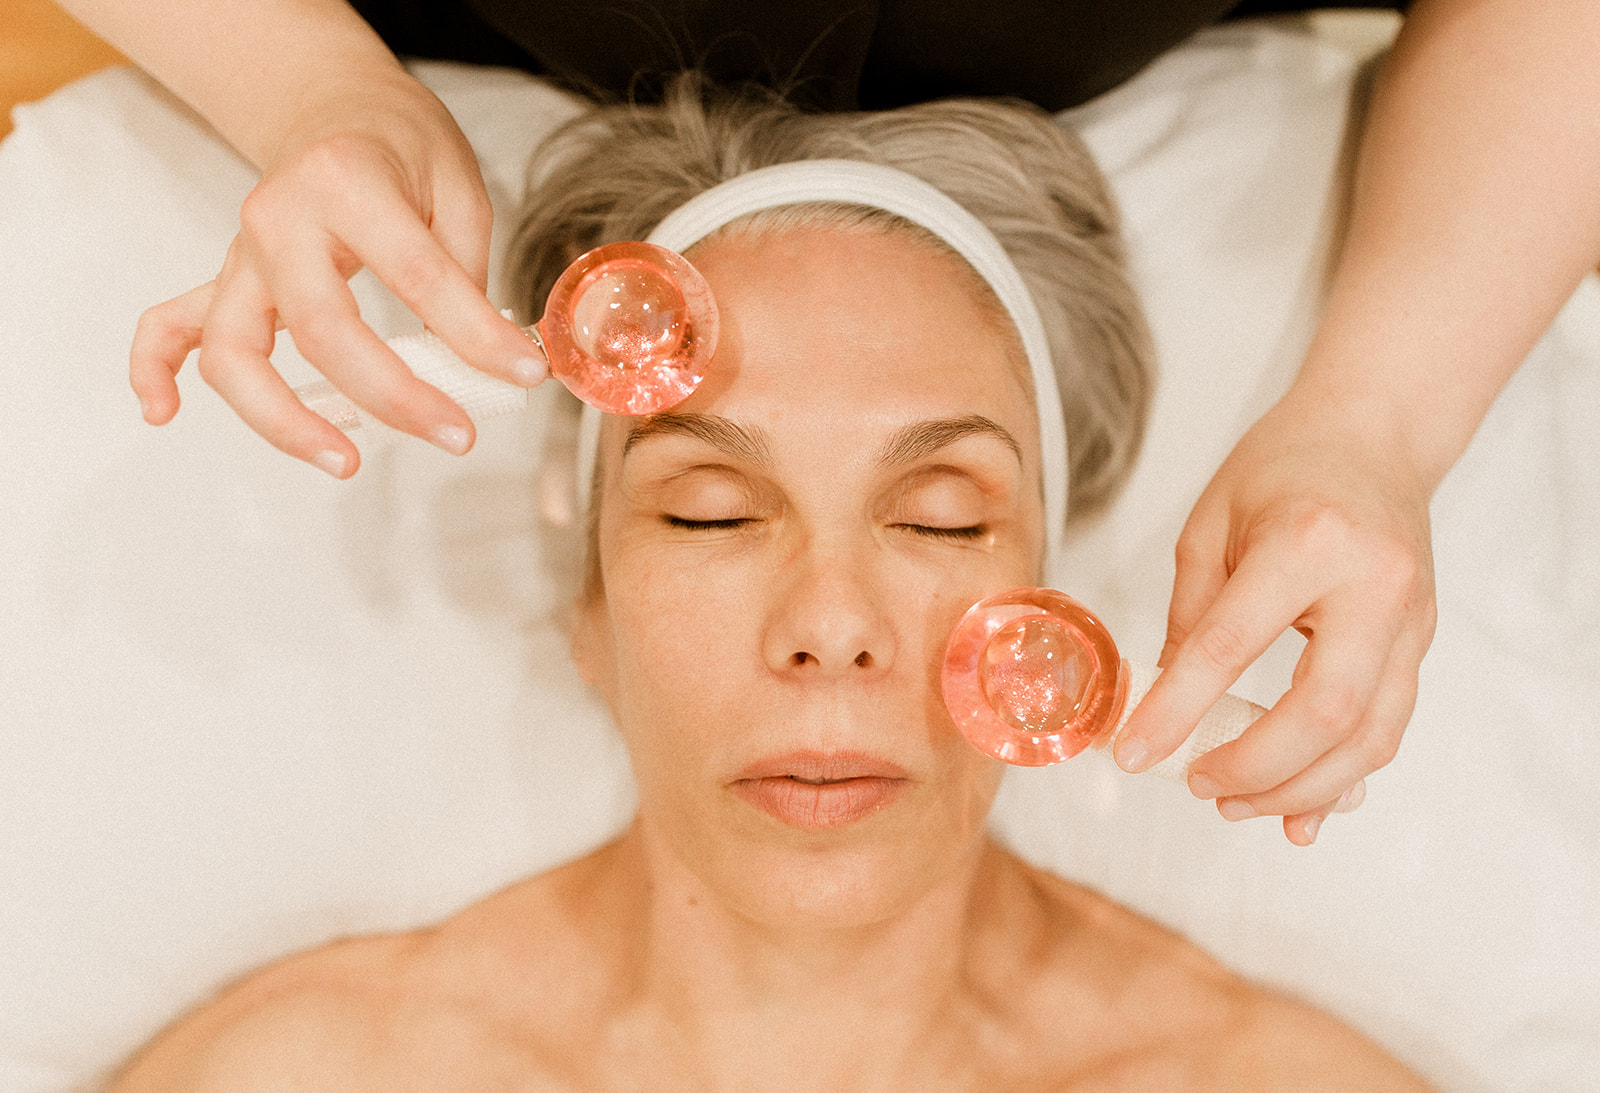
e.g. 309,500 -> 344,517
575,159 -> 1069,560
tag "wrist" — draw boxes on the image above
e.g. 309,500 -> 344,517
257,59 -> 441,170
70,0 -> 412,170
1285,305 -> 1515,495
241,45 -> 422,170
1267,371 -> 1447,502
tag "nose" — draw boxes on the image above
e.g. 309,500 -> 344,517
762,543 -> 895,679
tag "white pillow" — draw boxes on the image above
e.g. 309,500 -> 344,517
1,18 -> 1594,1092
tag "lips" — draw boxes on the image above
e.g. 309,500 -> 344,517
729,752 -> 912,829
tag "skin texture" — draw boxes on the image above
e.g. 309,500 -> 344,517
58,0 -> 1600,837
104,230 -> 1432,1093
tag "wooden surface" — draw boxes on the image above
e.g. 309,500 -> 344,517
0,0 -> 124,139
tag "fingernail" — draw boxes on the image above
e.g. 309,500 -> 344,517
1217,798 -> 1256,822
1114,738 -> 1150,773
136,395 -> 151,421
511,355 -> 548,387
1302,814 -> 1323,843
311,450 -> 348,478
431,424 -> 471,455
1334,782 -> 1366,813
1188,773 -> 1221,799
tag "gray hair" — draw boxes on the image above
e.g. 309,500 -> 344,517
509,75 -> 1152,539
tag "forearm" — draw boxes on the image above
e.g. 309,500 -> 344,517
53,0 -> 405,167
1291,0 -> 1600,490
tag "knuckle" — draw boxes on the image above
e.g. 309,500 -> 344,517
1354,730 -> 1402,771
245,137 -> 379,231
1304,684 -> 1364,741
133,302 -> 168,336
1416,598 -> 1439,640
132,306 -> 176,350
194,347 -> 224,387
294,135 -> 371,190
1190,621 -> 1250,676
237,184 -> 284,239
287,311 -> 345,362
457,186 -> 494,236
386,251 -> 450,303
1282,504 -> 1350,555
1365,537 -> 1424,595
1172,525 -> 1210,569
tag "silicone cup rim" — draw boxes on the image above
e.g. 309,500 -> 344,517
941,587 -> 1129,766
536,240 -> 719,416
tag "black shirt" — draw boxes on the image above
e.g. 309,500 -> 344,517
351,0 -> 1404,112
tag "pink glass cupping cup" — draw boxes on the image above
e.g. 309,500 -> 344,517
296,240 -> 719,432
942,588 -> 1131,766
538,240 -> 718,415
943,587 -> 1266,775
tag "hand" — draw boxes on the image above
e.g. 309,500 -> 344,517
1114,388 -> 1438,845
129,67 -> 548,476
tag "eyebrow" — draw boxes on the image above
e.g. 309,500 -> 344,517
621,411 -> 1022,470
875,414 -> 1023,469
622,412 -> 775,468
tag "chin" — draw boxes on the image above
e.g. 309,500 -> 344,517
723,839 -> 968,931
679,781 -> 999,931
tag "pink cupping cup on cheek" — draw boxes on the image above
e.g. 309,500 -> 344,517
296,240 -> 719,431
942,588 -> 1266,781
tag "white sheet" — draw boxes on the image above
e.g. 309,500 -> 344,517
1,19 -> 1595,1091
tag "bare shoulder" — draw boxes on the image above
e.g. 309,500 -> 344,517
1214,991 -> 1438,1092
976,851 -> 1432,1091
106,853 -> 618,1093
105,929 -> 433,1092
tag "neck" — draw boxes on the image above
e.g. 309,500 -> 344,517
597,818 -> 1010,1088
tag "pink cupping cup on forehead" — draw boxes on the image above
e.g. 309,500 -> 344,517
538,241 -> 717,415
296,240 -> 719,431
942,588 -> 1266,781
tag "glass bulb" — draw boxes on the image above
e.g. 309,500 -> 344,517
538,240 -> 718,415
942,588 -> 1129,766
978,614 -> 1096,736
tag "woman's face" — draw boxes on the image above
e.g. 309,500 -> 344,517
574,226 -> 1045,927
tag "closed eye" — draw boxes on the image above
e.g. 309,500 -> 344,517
896,524 -> 987,542
664,516 -> 753,532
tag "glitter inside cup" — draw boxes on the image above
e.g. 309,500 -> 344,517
941,588 -> 1130,765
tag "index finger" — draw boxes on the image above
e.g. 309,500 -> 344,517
1114,545 -> 1316,773
336,186 -> 547,388
1186,595 -> 1400,798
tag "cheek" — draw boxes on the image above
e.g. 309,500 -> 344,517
896,549 -> 1030,663
595,544 -> 759,738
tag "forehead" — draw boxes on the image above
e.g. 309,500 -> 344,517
631,226 -> 1040,452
